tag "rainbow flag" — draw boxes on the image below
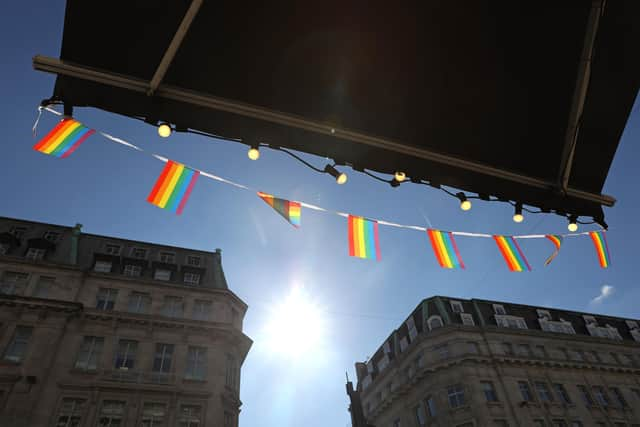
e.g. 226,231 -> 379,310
147,160 -> 200,215
426,229 -> 465,269
589,231 -> 611,268
258,192 -> 301,228
33,118 -> 95,158
493,235 -> 531,272
544,235 -> 563,266
348,215 -> 381,261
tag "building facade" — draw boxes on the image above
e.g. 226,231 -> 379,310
0,217 -> 251,427
348,296 -> 640,427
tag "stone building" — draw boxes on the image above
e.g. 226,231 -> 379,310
0,216 -> 251,427
348,296 -> 640,427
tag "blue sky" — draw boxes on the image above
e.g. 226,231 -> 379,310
2,3 -> 639,426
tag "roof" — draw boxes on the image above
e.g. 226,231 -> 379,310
35,1 -> 640,225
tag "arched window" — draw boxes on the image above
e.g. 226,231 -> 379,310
427,315 -> 443,331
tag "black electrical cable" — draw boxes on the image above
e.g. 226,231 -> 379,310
268,147 -> 327,173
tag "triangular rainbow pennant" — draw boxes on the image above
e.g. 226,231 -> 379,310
493,235 -> 531,272
147,160 -> 200,215
544,235 -> 563,266
257,192 -> 301,228
426,229 -> 465,269
348,215 -> 381,261
589,231 -> 611,268
33,118 -> 95,158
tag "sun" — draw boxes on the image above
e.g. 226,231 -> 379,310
263,286 -> 326,359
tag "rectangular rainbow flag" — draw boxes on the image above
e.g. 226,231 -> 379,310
258,192 -> 301,228
426,229 -> 465,269
589,231 -> 611,268
348,215 -> 381,261
493,235 -> 531,272
33,118 -> 95,158
544,235 -> 563,266
147,160 -> 200,215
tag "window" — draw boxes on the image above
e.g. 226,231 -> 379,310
460,313 -> 475,326
152,344 -> 174,379
74,336 -> 104,371
94,260 -> 113,273
105,244 -> 121,255
154,269 -> 171,281
140,403 -> 166,427
534,345 -> 548,358
447,384 -> 466,408
178,405 -> 202,427
450,300 -> 463,313
592,386 -> 609,407
537,309 -> 551,319
495,315 -> 527,329
427,315 -> 443,330
96,288 -> 118,310
468,342 -> 480,354
516,344 -> 531,357
97,400 -> 125,427
123,264 -> 142,277
577,385 -> 595,406
130,247 -> 147,259
34,276 -> 55,298
414,404 -> 426,426
25,247 -> 45,261
186,255 -> 201,266
434,344 -> 449,359
631,388 -> 640,401
610,387 -> 627,408
226,354 -> 238,389
158,252 -> 175,263
56,398 -> 86,427
114,339 -> 137,370
183,272 -> 201,286
193,300 -> 212,321
425,396 -> 436,416
493,304 -> 506,315
503,342 -> 513,355
482,381 -> 499,402
186,346 -> 207,380
552,421 -> 568,427
518,381 -> 534,402
568,349 -> 584,361
161,296 -> 183,318
553,384 -> 572,404
127,292 -> 151,314
535,382 -> 554,402
43,231 -> 61,242
1,271 -> 28,295
3,326 -> 33,362
9,226 -> 27,238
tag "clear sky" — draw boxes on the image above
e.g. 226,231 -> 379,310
2,3 -> 639,426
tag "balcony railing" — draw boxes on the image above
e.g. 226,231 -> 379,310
100,369 -> 176,385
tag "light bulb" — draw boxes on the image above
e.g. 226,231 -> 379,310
513,203 -> 524,223
248,147 -> 260,160
158,123 -> 172,138
568,221 -> 578,232
394,171 -> 406,182
324,164 -> 347,185
336,173 -> 348,185
460,200 -> 472,211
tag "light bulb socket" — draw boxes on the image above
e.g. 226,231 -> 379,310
456,192 -> 471,211
390,179 -> 401,188
513,203 -> 524,222
324,164 -> 347,184
455,192 -> 468,203
568,215 -> 579,231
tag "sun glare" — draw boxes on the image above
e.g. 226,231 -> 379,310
264,286 -> 326,359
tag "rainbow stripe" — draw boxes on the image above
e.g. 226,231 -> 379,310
427,229 -> 465,269
33,118 -> 95,158
493,235 -> 531,272
589,231 -> 611,268
147,160 -> 200,215
348,215 -> 381,260
544,235 -> 563,266
258,192 -> 301,227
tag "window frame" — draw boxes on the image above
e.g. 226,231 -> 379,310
97,400 -> 126,427
154,268 -> 172,281
9,226 -> 27,239
535,381 -> 554,402
96,288 -> 118,311
152,343 -> 174,375
25,247 -> 46,261
74,336 -> 104,371
104,243 -> 121,255
127,292 -> 151,314
178,404 -> 203,427
55,397 -> 87,427
161,296 -> 184,318
493,304 -> 506,315
186,255 -> 201,266
427,315 -> 443,330
481,381 -> 499,402
450,300 -> 464,313
42,230 -> 61,242
140,402 -> 167,427
158,251 -> 176,263
185,346 -> 207,380
114,339 -> 138,370
447,384 -> 466,408
122,264 -> 142,277
94,260 -> 113,273
130,247 -> 148,259
183,272 -> 201,286
192,300 -> 212,321
518,381 -> 535,402
3,326 -> 33,363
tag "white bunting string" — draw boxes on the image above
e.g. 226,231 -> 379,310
33,106 -> 603,240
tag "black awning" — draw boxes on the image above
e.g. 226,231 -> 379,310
36,1 -> 640,225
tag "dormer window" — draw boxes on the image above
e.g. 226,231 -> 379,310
536,309 -> 551,320
427,315 -> 444,330
42,231 -> 60,242
159,252 -> 175,263
583,315 -> 597,326
186,255 -> 201,267
493,304 -> 506,315
130,247 -> 147,259
626,320 -> 639,330
105,244 -> 121,255
0,244 -> 8,255
9,226 -> 27,239
450,300 -> 464,313
460,313 -> 475,326
123,264 -> 142,277
25,247 -> 45,261
183,272 -> 201,286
